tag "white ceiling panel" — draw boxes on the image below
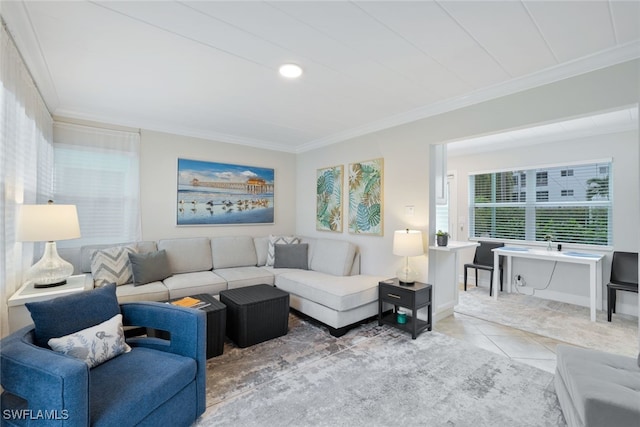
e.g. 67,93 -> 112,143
2,0 -> 637,152
524,1 -> 617,62
440,1 -> 558,76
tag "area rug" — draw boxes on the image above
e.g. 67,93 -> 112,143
196,314 -> 564,426
456,286 -> 638,357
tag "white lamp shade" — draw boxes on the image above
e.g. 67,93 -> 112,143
17,204 -> 81,242
393,229 -> 424,257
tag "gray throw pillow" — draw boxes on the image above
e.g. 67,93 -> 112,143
128,250 -> 172,286
274,243 -> 309,270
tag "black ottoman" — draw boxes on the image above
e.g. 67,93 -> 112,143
191,293 -> 226,358
161,294 -> 226,359
219,284 -> 289,348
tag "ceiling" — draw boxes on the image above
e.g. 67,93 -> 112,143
2,1 -> 639,153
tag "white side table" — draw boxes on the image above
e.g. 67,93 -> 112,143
8,274 -> 93,333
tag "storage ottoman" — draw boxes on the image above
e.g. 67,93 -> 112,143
220,284 -> 289,348
193,293 -> 227,358
159,293 -> 226,358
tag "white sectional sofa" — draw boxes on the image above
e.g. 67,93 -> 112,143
63,236 -> 387,337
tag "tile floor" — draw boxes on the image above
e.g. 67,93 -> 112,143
434,311 -> 569,373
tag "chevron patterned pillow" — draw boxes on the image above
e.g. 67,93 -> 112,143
90,245 -> 137,287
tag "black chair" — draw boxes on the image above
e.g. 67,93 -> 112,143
464,241 -> 504,296
607,251 -> 638,322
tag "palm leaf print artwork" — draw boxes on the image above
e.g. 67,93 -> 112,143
348,158 -> 383,235
316,165 -> 343,232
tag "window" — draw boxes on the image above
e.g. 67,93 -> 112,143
536,172 -> 548,186
469,160 -> 612,246
53,123 -> 141,247
536,191 -> 549,201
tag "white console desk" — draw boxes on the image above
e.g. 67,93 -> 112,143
492,247 -> 604,322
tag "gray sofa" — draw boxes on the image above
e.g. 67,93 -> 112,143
554,344 -> 640,427
63,236 -> 387,336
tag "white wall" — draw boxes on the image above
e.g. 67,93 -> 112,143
296,128 -> 431,281
296,60 -> 639,288
139,130 -> 296,241
448,130 -> 639,315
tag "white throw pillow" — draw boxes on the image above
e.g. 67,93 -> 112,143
48,314 -> 131,368
266,235 -> 300,266
90,245 -> 137,287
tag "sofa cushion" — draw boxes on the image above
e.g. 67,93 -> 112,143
274,244 -> 309,270
211,236 -> 258,269
266,235 -> 300,266
115,281 -> 170,303
26,283 -> 121,348
48,314 -> 131,368
214,266 -> 274,289
128,250 -> 172,286
90,347 -> 196,426
310,239 -> 357,276
254,237 -> 269,266
555,344 -> 640,427
163,271 -> 227,299
91,245 -> 137,287
157,238 -> 212,274
275,271 -> 381,311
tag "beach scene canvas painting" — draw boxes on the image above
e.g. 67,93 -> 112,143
177,158 -> 274,225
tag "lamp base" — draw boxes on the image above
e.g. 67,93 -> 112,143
34,279 -> 68,289
27,241 -> 74,287
398,280 -> 415,286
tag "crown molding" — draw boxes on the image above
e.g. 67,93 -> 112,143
2,1 -> 60,113
296,41 -> 640,153
54,109 -> 297,153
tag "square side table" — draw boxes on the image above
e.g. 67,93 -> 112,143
378,278 -> 432,339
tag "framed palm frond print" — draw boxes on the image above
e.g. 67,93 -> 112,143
316,165 -> 343,232
348,158 -> 383,236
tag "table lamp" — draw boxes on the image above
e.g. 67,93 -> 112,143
393,229 -> 424,285
17,201 -> 81,288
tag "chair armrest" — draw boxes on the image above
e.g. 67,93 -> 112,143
120,302 -> 207,415
120,302 -> 206,360
0,327 -> 89,426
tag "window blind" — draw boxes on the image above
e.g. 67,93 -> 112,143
469,160 -> 612,246
53,122 -> 141,247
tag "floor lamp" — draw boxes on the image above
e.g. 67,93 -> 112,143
17,201 -> 81,288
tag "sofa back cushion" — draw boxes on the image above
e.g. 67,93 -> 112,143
157,237 -> 212,274
211,236 -> 258,269
254,236 -> 269,266
310,239 -> 357,276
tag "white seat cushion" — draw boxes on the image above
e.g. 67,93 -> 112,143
275,271 -> 384,311
214,266 -> 274,289
163,271 -> 227,298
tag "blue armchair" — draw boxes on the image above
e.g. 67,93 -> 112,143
1,301 -> 206,426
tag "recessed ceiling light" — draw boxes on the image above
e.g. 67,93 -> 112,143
279,63 -> 303,79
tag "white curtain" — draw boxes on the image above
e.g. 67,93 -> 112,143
53,122 -> 141,247
1,21 -> 54,337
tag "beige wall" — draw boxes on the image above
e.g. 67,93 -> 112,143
296,59 -> 639,285
139,130 -> 296,241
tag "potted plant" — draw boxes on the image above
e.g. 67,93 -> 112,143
436,230 -> 449,247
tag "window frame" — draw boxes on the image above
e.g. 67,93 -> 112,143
468,158 -> 613,249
